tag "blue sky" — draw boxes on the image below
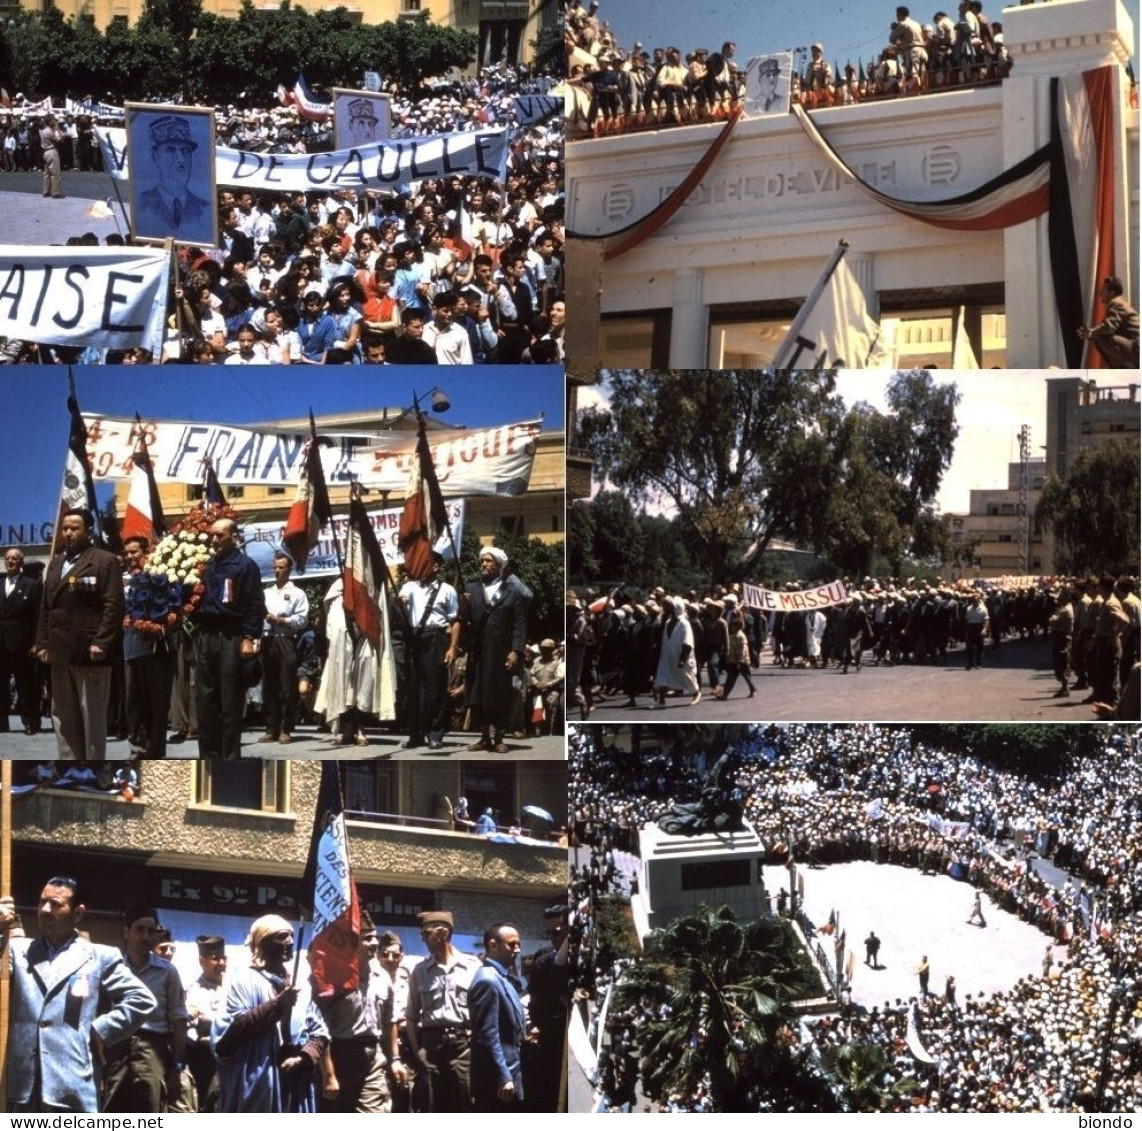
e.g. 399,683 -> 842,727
0,366 -> 564,537
593,0 -> 1138,72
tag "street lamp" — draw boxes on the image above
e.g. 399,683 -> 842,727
380,386 -> 451,427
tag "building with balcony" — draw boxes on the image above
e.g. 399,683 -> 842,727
7,758 -> 567,962
565,0 -> 1138,370
960,459 -> 1046,577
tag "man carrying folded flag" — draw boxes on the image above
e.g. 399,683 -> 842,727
282,411 -> 333,574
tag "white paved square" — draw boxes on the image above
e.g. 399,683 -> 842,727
763,860 -> 1059,1009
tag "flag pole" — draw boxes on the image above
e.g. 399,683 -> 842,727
310,409 -> 343,572
770,239 -> 849,369
413,393 -> 464,591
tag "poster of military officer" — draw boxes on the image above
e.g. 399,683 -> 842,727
125,103 -> 217,248
332,89 -> 392,150
743,52 -> 793,116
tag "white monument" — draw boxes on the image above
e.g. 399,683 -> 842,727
630,817 -> 769,942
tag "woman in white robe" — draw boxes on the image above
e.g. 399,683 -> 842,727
653,597 -> 701,706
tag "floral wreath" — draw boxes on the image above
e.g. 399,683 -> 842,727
123,503 -> 241,635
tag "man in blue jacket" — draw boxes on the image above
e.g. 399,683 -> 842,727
468,922 -> 526,1110
0,877 -> 156,1112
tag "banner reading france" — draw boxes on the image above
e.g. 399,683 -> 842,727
96,125 -> 509,193
81,415 -> 542,496
0,246 -> 170,354
743,579 -> 848,612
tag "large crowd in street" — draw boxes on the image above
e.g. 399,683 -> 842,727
568,723 -> 1142,1112
567,574 -> 1140,718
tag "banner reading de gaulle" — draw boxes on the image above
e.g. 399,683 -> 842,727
742,579 -> 848,612
96,125 -> 509,193
81,414 -> 541,496
0,246 -> 170,354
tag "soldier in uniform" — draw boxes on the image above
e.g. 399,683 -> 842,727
405,909 -> 481,1112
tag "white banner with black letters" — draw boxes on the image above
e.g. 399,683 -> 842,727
0,245 -> 170,353
95,125 -> 509,193
81,414 -> 541,496
743,580 -> 848,612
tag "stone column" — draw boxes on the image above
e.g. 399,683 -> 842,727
668,268 -> 710,368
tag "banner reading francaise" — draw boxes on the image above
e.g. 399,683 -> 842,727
0,246 -> 170,353
82,415 -> 541,496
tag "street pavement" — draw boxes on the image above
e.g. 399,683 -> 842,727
589,637 -> 1094,721
0,724 -> 565,761
0,172 -> 127,245
761,860 -> 1058,1009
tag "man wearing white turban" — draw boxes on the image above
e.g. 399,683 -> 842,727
463,547 -> 531,752
653,597 -> 701,707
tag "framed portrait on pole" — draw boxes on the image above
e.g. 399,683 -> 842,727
125,103 -> 218,248
332,88 -> 392,150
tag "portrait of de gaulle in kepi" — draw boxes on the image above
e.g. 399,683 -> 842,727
127,105 -> 217,246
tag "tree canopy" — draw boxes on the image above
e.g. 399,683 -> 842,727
1037,439 -> 1140,576
578,370 -> 961,586
0,3 -> 477,104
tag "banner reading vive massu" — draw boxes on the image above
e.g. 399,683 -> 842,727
95,125 -> 509,193
743,579 -> 849,612
82,415 -> 541,497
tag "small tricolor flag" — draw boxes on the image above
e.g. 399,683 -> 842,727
282,411 -> 332,573
121,416 -> 166,545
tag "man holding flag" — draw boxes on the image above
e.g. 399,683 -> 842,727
304,762 -> 408,1111
194,518 -> 265,758
398,412 -> 461,750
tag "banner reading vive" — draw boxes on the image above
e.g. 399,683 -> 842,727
95,125 -> 509,193
513,95 -> 562,125
0,246 -> 170,353
743,579 -> 848,612
81,415 -> 541,496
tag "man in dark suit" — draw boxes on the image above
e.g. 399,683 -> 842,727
0,877 -> 155,1112
463,546 -> 530,752
34,509 -> 124,760
0,547 -> 43,735
468,922 -> 526,1111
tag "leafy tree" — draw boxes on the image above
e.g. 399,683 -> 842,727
580,370 -> 843,587
567,502 -> 598,583
612,906 -> 816,1112
1037,439 -> 1140,575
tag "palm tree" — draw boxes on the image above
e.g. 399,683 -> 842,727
612,906 -> 809,1111
819,1041 -> 922,1112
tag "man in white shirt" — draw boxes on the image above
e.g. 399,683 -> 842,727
259,552 -> 309,744
422,293 -> 474,365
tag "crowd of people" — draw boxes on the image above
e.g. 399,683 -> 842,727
1,513 -> 566,761
0,61 -> 565,366
565,0 -> 1026,137
0,879 -> 570,1112
567,575 -> 1140,717
568,723 -> 1142,1112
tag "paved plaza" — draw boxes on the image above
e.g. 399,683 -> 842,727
590,638 -> 1091,721
763,860 -> 1059,1009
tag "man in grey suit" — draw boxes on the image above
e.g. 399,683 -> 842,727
0,876 -> 156,1112
468,922 -> 526,1111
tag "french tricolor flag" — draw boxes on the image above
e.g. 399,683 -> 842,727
302,762 -> 361,998
122,415 -> 166,546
